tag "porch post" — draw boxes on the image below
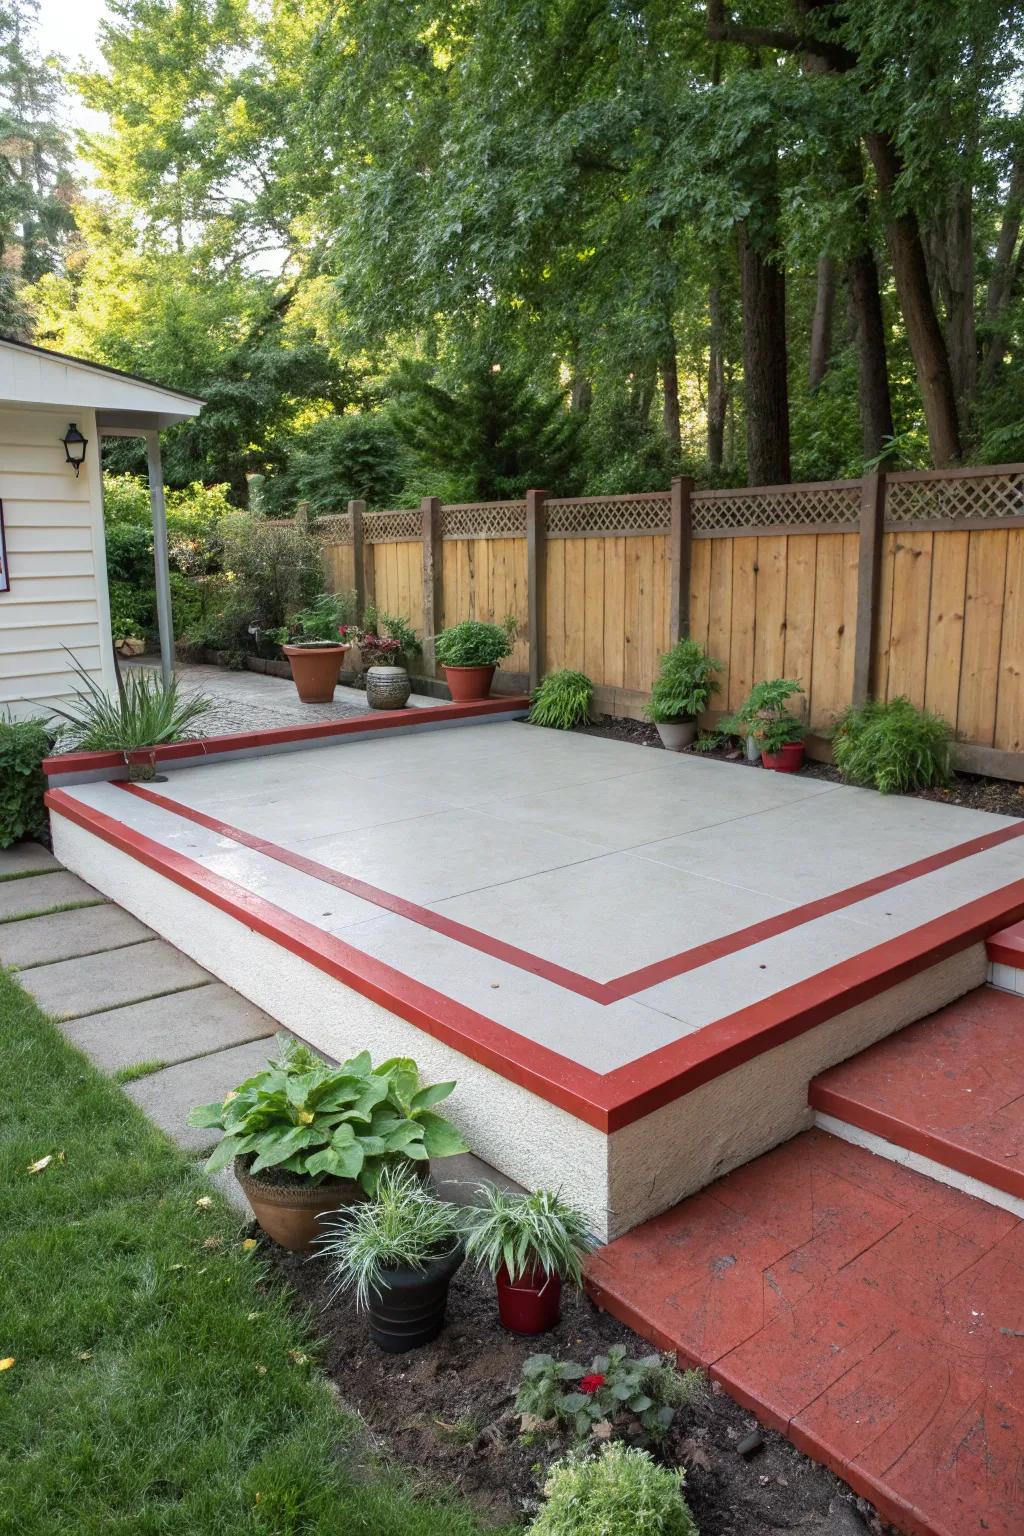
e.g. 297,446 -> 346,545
146,430 -> 174,689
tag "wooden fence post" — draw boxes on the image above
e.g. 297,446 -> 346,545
853,470 -> 887,706
421,496 -> 443,676
348,499 -> 373,621
669,475 -> 695,643
526,488 -> 548,690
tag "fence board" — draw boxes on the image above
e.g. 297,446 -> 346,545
728,539 -> 757,710
584,539 -> 606,684
752,535 -> 788,683
995,528 -> 1024,751
706,537 -> 734,700
782,534 -> 816,692
603,537 -> 627,689
688,537 -> 711,649
958,529 -> 1009,746
923,531 -> 969,726
886,531 -> 933,707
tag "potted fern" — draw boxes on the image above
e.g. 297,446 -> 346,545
434,617 -> 517,701
465,1185 -> 594,1334
318,1164 -> 466,1351
726,677 -> 806,772
644,639 -> 722,750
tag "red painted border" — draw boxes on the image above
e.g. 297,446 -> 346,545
41,695 -> 529,778
809,1079 -> 1024,1199
118,778 -> 1024,1007
986,919 -> 1024,968
46,786 -> 1024,1133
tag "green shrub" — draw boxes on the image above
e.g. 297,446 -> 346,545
529,670 -> 593,730
833,697 -> 952,794
0,715 -> 52,847
107,580 -> 151,641
434,617 -> 516,669
213,513 -> 324,654
725,677 -> 805,751
645,640 -> 721,724
360,601 -> 421,666
268,591 -> 359,647
266,413 -> 407,515
530,1443 -> 697,1536
517,1344 -> 703,1444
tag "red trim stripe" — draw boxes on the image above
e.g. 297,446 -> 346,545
46,787 -> 1024,1132
42,695 -> 529,778
117,778 -> 1024,1005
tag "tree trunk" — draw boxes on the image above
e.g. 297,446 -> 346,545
738,222 -> 790,485
981,152 -> 1024,390
661,336 -> 681,455
864,130 -> 962,465
926,182 -> 977,426
707,284 -> 727,470
808,255 -> 836,390
570,372 -> 592,413
846,247 -> 895,459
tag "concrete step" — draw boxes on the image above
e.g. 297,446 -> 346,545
809,985 -> 1024,1206
587,1127 -> 1024,1536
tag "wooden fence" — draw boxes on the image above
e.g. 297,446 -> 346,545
301,463 -> 1024,778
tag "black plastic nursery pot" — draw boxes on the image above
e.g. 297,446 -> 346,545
368,1243 -> 465,1352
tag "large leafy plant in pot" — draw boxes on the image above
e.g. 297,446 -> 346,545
465,1185 -> 594,1334
434,617 -> 516,700
319,1163 -> 466,1351
188,1038 -> 469,1251
644,640 -> 722,751
268,592 -> 358,703
725,677 -> 806,772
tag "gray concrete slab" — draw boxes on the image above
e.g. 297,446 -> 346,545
123,1038 -> 275,1151
0,870 -> 103,921
18,938 -> 212,1020
0,841 -> 60,878
62,982 -> 277,1073
0,903 -> 153,969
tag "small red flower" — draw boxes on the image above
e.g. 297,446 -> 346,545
579,1373 -> 606,1394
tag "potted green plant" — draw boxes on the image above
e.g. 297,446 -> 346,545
269,593 -> 357,703
644,639 -> 722,751
433,617 -> 517,701
48,651 -> 212,782
318,1163 -> 466,1351
359,605 -> 422,710
726,677 -> 806,772
465,1185 -> 594,1334
187,1038 -> 470,1252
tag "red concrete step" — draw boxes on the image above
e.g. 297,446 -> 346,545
987,919 -> 1024,970
587,1128 -> 1024,1536
809,985 -> 1024,1202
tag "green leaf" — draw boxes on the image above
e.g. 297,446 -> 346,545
248,1125 -> 320,1174
410,1081 -> 455,1111
627,1394 -> 653,1412
203,1133 -> 244,1174
416,1110 -> 469,1157
305,1142 -> 364,1180
559,1392 -> 588,1412
187,1100 -> 226,1130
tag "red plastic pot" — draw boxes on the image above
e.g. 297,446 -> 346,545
495,1264 -> 562,1334
761,741 -> 805,773
443,663 -> 496,702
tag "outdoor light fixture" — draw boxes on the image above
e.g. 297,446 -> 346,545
62,422 -> 88,475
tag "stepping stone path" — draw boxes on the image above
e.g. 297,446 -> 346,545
1,838 -> 511,1214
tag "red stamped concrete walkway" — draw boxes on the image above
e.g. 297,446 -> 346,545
811,986 -> 1024,1201
588,1127 -> 1024,1536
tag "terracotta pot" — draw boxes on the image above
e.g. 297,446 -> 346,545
282,643 -> 349,703
443,663 -> 495,702
496,1264 -> 562,1334
367,1243 -> 465,1352
116,636 -> 146,658
234,1157 -> 365,1251
365,664 -> 411,710
655,718 -> 697,752
126,748 -> 158,782
761,741 -> 805,773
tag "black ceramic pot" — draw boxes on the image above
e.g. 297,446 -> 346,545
368,1243 -> 465,1352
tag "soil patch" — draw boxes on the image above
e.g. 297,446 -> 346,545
573,714 -> 1024,818
263,1240 -> 885,1534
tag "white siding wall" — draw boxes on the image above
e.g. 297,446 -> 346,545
0,404 -> 115,720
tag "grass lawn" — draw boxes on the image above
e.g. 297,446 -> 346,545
0,966 -> 509,1536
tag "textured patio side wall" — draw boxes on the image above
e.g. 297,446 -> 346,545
309,466 -> 1024,775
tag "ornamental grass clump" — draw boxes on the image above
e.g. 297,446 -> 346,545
644,639 -> 722,725
47,651 -> 212,751
318,1162 -> 466,1310
466,1185 -> 593,1285
530,1443 -> 697,1536
833,696 -> 952,794
529,670 -> 594,731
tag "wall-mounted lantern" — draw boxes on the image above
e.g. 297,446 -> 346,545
62,422 -> 88,475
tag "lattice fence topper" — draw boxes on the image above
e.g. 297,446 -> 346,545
311,512 -> 352,546
885,469 -> 1024,525
363,508 -> 423,543
691,482 -> 861,534
440,501 -> 527,538
545,492 -> 671,536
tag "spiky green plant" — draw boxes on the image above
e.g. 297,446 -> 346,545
644,639 -> 722,725
529,670 -> 594,730
318,1162 -> 465,1310
465,1184 -> 594,1285
833,696 -> 952,793
47,652 -> 212,752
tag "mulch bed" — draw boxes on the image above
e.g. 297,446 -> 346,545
577,715 -> 1024,818
263,1241 -> 881,1535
